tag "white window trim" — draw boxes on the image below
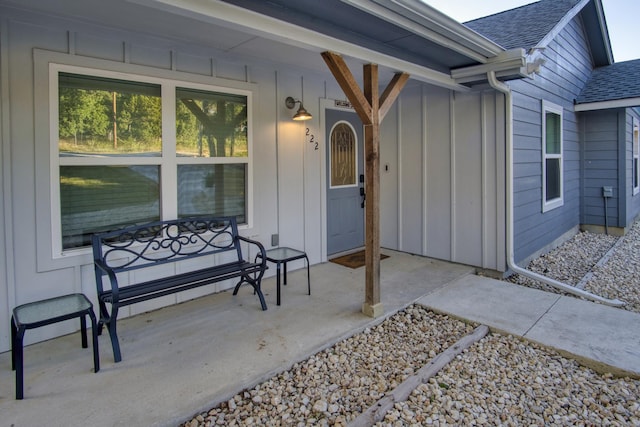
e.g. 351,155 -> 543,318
542,100 -> 564,212
633,116 -> 639,196
34,50 -> 256,271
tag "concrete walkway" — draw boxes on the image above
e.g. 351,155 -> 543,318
418,274 -> 640,378
1,251 -> 639,426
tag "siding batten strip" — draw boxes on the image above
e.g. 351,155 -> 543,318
450,91 -> 456,261
481,92 -> 488,268
422,85 -> 428,255
397,99 -> 403,251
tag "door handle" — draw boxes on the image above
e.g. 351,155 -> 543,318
360,187 -> 365,208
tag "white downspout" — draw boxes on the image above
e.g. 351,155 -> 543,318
487,71 -> 624,307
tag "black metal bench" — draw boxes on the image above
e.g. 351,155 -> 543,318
92,216 -> 268,362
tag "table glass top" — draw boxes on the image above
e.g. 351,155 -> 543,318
13,294 -> 91,325
263,247 -> 307,261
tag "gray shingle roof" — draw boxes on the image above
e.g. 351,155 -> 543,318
464,0 -> 582,50
576,59 -> 640,104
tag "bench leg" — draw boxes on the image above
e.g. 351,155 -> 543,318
106,320 -> 122,363
105,305 -> 123,363
233,276 -> 268,311
97,299 -> 110,336
87,310 -> 100,373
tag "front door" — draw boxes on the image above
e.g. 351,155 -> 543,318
326,108 -> 364,255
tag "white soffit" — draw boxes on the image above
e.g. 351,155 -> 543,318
128,0 -> 474,90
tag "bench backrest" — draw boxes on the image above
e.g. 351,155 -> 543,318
92,216 -> 243,277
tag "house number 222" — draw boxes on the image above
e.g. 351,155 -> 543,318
306,128 -> 318,150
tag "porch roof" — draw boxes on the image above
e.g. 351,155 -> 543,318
1,0 -> 529,89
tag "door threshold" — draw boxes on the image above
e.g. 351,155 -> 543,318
328,247 -> 365,260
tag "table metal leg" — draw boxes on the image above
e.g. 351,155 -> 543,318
283,262 -> 288,286
13,324 -> 25,400
305,254 -> 311,295
80,316 -> 88,349
276,262 -> 282,306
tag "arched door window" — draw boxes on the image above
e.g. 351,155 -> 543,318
330,121 -> 357,188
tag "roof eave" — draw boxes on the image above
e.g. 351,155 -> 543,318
342,0 -> 505,62
592,0 -> 614,65
128,0 -> 485,90
575,98 -> 640,111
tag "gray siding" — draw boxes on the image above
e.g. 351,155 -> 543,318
579,107 -> 640,232
626,109 -> 640,225
580,110 -> 620,227
509,16 -> 592,263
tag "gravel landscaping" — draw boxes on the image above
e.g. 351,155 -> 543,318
508,220 -> 640,314
181,222 -> 640,426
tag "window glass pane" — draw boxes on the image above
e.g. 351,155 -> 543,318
545,159 -> 561,201
330,123 -> 357,187
177,164 -> 246,222
60,165 -> 160,249
59,73 -> 162,157
176,88 -> 248,158
545,111 -> 561,154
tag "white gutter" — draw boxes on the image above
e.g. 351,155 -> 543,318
487,71 -> 624,307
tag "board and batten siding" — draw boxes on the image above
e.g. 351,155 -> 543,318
389,83 -> 506,272
0,5 -> 349,352
508,16 -> 593,264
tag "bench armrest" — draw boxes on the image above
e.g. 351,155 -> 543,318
236,235 -> 268,281
94,258 -> 120,302
236,235 -> 266,264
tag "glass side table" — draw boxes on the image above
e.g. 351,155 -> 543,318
256,247 -> 310,306
11,293 -> 100,399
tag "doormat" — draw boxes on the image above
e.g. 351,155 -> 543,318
330,250 -> 389,269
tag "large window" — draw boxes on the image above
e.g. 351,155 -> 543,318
633,117 -> 639,195
55,68 -> 251,250
542,100 -> 563,212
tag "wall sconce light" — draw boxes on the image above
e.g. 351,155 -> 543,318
285,96 -> 312,121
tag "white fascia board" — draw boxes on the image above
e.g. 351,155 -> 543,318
575,98 -> 640,111
342,0 -> 504,62
128,0 -> 469,91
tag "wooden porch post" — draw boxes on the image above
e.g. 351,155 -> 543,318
322,51 -> 409,317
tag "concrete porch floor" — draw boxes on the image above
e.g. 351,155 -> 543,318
0,250 -> 474,427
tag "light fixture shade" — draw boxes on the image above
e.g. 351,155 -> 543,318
285,96 -> 312,121
293,104 -> 312,121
